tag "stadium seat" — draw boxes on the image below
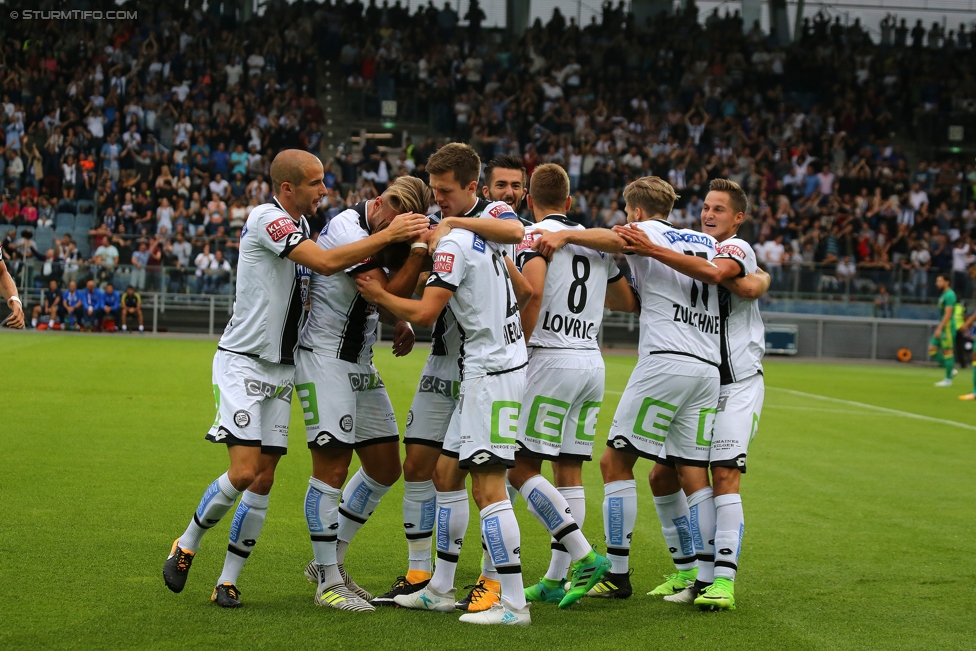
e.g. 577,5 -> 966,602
76,200 -> 95,215
54,227 -> 73,240
35,229 -> 55,253
74,214 -> 95,231
75,238 -> 92,258
56,213 -> 75,230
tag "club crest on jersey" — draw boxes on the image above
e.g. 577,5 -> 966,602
472,235 -> 486,253
718,244 -> 746,259
266,216 -> 298,242
433,252 -> 455,273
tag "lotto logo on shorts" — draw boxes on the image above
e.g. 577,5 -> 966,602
265,217 -> 298,242
432,252 -> 455,273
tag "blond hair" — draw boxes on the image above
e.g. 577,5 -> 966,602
382,176 -> 434,215
426,143 -> 482,187
708,178 -> 749,216
529,164 -> 570,209
623,176 -> 679,218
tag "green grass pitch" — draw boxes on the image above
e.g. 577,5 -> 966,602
2,331 -> 974,650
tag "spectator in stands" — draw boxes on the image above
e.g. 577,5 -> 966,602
131,241 -> 149,290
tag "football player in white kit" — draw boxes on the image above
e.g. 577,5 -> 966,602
162,150 -> 429,608
533,176 -> 724,603
357,192 -> 532,626
614,179 -> 769,610
296,176 -> 436,612
368,145 -> 530,610
507,164 -> 639,608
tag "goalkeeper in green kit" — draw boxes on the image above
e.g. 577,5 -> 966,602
932,274 -> 965,387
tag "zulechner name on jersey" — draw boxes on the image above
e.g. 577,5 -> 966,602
663,231 -> 715,248
539,311 -> 598,340
418,374 -> 461,399
503,317 -> 524,346
672,303 -> 720,334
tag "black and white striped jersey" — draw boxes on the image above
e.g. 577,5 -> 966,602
218,197 -> 311,365
426,197 -> 518,359
714,237 -> 765,384
299,201 -> 383,365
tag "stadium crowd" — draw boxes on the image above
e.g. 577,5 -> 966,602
2,0 -> 976,328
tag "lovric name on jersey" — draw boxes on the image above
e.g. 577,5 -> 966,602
672,303 -> 720,334
540,310 -> 597,340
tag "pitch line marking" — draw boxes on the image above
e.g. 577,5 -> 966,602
768,387 -> 976,432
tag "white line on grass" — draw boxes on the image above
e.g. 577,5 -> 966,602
768,387 -> 976,432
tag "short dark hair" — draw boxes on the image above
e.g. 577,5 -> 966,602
426,143 -> 481,187
708,178 -> 749,215
485,155 -> 526,186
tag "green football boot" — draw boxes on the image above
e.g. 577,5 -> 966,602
559,551 -> 611,608
694,577 -> 736,611
524,577 -> 566,604
647,568 -> 698,596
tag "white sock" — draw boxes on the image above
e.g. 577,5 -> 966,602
218,490 -> 269,585
122,325 -> 127,331
546,486 -> 586,581
481,533 -> 499,582
179,472 -> 240,553
481,499 -> 525,610
403,480 -> 436,574
603,479 -> 637,574
305,477 -> 342,585
138,325 -> 144,331
687,486 -> 716,584
713,493 -> 744,581
653,490 -> 697,572
32,318 -> 37,327
428,489 -> 468,594
520,475 -> 590,560
336,469 -> 391,564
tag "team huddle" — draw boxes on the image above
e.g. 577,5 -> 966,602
161,143 -> 770,626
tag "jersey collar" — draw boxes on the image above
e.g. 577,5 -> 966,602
542,213 -> 577,226
271,196 -> 302,223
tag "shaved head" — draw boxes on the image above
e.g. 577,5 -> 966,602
270,149 -> 328,218
270,149 -> 322,194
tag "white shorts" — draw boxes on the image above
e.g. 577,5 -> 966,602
205,349 -> 296,455
710,373 -> 764,473
295,351 -> 398,450
516,349 -> 604,462
443,369 -> 526,469
403,354 -> 460,448
607,355 -> 720,466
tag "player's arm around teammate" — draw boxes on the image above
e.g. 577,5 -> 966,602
0,260 -> 25,328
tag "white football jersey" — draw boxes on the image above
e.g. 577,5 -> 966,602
627,219 -> 721,367
714,236 -> 765,384
426,228 -> 527,379
516,215 -> 623,350
299,202 -> 382,364
218,197 -> 310,365
427,197 -> 519,359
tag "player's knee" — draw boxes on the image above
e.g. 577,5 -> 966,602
371,463 -> 401,487
711,466 -> 741,495
649,463 -> 680,495
248,469 -> 276,494
227,466 -> 258,491
600,448 -> 631,482
402,454 -> 432,482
